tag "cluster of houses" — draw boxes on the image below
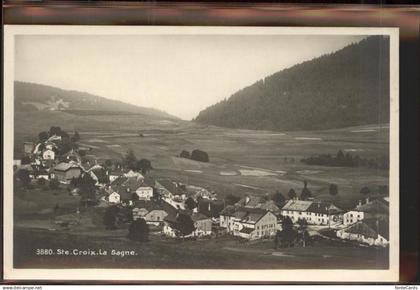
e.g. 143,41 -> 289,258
14,134 -> 389,247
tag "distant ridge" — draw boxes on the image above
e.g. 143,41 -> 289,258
194,36 -> 390,131
14,81 -> 178,120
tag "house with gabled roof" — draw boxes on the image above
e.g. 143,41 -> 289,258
132,200 -> 177,226
54,162 -> 82,183
156,179 -> 186,200
337,218 -> 389,247
220,207 -> 277,240
281,199 -> 343,225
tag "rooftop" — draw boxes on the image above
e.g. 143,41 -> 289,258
54,162 -> 81,172
356,199 -> 389,215
282,199 -> 313,212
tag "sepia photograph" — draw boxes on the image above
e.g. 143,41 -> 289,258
3,26 -> 399,282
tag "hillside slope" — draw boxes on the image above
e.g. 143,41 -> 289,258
14,81 -> 177,119
194,36 -> 390,131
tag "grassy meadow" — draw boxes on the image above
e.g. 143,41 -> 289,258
12,110 -> 390,269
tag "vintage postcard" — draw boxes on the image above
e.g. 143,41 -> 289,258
3,25 -> 399,282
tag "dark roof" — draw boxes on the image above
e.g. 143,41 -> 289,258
307,202 -> 331,215
54,162 -> 82,172
356,199 -> 389,215
111,176 -> 128,187
220,205 -> 237,216
158,179 -> 186,196
123,177 -> 144,192
364,218 -> 389,240
143,176 -> 156,187
198,199 -> 224,217
239,227 -> 254,234
163,212 -> 178,224
282,199 -> 313,211
192,212 -> 211,222
222,207 -> 269,224
134,200 -> 177,216
344,218 -> 389,240
235,195 -> 262,208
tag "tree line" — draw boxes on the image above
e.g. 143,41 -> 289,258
301,149 -> 389,170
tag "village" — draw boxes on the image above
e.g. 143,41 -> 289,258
13,126 -> 390,251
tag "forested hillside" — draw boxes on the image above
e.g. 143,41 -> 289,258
194,36 -> 390,131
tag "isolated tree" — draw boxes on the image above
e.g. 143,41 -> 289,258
191,149 -> 209,162
71,130 -> 80,142
128,218 -> 149,242
49,178 -> 60,190
329,183 -> 338,196
297,218 -> 308,230
21,156 -> 31,165
16,169 -> 31,188
360,186 -> 371,195
180,150 -> 190,159
175,212 -> 195,237
282,216 -> 294,232
378,185 -> 388,195
225,193 -> 240,205
137,159 -> 152,175
272,191 -> 286,206
124,149 -> 137,170
37,177 -> 46,186
288,188 -> 297,199
336,150 -> 345,162
279,216 -> 297,248
300,180 -> 312,200
49,126 -> 62,137
78,173 -> 97,206
152,187 -> 162,202
104,159 -> 113,168
185,197 -> 197,210
70,177 -> 79,188
103,206 -> 118,230
38,131 -> 49,142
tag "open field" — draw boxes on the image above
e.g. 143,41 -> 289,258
13,110 -> 390,269
14,228 -> 388,269
14,110 -> 389,210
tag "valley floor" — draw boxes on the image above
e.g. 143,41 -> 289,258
14,228 -> 388,269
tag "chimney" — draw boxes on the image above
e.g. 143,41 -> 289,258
358,200 -> 362,207
366,197 -> 370,204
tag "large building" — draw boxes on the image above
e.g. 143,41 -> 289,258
220,207 -> 277,240
54,162 -> 82,183
132,200 -> 177,226
281,199 -> 343,225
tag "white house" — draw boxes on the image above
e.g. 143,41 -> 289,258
220,207 -> 277,240
337,218 -> 389,247
343,198 -> 389,226
281,199 -> 343,226
42,149 -> 55,160
135,186 -> 153,200
108,192 -> 121,204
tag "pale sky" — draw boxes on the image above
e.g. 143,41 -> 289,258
15,34 -> 366,120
